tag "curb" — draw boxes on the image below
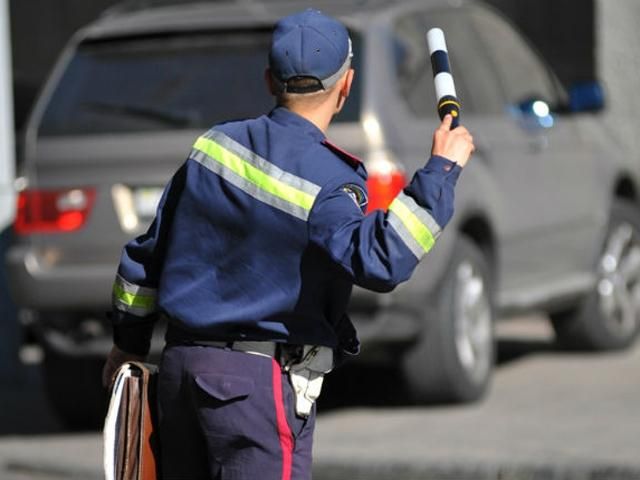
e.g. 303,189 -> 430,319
313,461 -> 640,480
5,458 -> 640,480
4,461 -> 102,480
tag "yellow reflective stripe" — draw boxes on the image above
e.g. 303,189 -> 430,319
113,282 -> 155,311
193,136 -> 316,212
388,198 -> 436,254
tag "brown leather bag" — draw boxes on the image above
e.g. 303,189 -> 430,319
104,362 -> 159,480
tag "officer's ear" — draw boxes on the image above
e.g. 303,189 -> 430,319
340,69 -> 354,100
265,68 -> 277,96
335,69 -> 354,113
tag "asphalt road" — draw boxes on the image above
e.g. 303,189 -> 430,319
0,315 -> 639,480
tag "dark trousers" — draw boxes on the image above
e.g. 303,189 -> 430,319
157,344 -> 315,480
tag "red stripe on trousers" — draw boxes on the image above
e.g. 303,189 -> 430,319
272,359 -> 294,480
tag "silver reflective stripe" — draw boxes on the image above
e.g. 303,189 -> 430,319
388,191 -> 442,260
112,274 -> 157,317
388,213 -> 425,259
191,130 -> 321,221
205,131 -> 321,197
396,191 -> 442,238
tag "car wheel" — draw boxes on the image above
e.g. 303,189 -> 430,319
551,200 -> 640,350
43,349 -> 107,430
402,236 -> 495,403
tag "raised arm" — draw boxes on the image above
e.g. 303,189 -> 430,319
309,115 -> 474,292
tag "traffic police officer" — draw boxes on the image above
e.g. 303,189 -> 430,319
103,8 -> 474,480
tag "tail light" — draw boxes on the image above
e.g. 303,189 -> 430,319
365,156 -> 406,213
14,188 -> 96,235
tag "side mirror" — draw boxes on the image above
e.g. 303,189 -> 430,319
567,81 -> 605,113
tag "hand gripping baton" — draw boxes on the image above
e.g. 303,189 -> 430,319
427,28 -> 460,129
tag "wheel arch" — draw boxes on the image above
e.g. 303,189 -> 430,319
457,214 -> 497,275
613,174 -> 638,205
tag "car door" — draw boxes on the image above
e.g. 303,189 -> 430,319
468,5 -> 601,304
387,5 -> 600,307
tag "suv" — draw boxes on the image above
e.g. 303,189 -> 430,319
7,0 -> 640,426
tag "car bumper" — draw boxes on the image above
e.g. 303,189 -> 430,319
5,244 -> 115,310
35,322 -> 166,359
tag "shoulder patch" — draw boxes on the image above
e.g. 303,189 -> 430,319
341,184 -> 368,212
322,140 -> 363,168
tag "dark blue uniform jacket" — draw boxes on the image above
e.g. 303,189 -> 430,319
112,107 -> 462,356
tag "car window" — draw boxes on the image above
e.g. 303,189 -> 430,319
470,6 -> 558,106
392,8 -> 503,117
39,31 -> 362,137
392,14 -> 438,117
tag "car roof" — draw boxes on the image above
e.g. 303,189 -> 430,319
82,0 -> 458,41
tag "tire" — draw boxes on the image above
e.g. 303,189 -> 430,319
43,350 -> 107,430
551,200 -> 640,350
402,236 -> 495,404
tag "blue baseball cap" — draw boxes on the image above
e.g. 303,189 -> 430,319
269,9 -> 353,93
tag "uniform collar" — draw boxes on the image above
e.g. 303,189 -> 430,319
269,107 -> 326,143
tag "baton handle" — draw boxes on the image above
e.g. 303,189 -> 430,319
427,28 -> 460,129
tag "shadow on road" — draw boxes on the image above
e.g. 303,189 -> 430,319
0,334 -> 571,432
0,364 -> 63,436
496,338 -> 557,365
318,335 -> 559,412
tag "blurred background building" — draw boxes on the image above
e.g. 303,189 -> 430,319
0,0 -> 17,382
597,0 -> 640,155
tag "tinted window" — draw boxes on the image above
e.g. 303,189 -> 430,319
39,31 -> 362,136
470,6 -> 558,105
393,8 -> 503,116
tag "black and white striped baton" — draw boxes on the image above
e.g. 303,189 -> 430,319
426,28 -> 460,129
